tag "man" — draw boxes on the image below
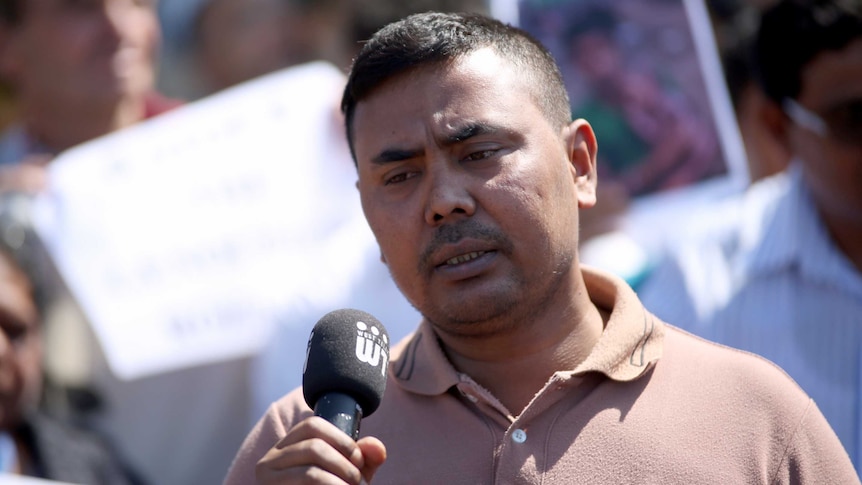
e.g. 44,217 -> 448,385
639,0 -> 862,469
224,12 -> 856,484
0,1 -> 250,484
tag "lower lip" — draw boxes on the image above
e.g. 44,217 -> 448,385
434,251 -> 497,281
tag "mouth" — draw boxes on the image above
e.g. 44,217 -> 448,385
443,250 -> 489,266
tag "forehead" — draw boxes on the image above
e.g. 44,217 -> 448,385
352,49 -> 544,158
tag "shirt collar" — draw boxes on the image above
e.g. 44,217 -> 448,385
742,162 -> 862,297
389,266 -> 665,397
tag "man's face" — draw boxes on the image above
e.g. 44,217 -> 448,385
1,0 -> 160,107
353,49 -> 596,337
790,37 -> 862,224
0,253 -> 42,430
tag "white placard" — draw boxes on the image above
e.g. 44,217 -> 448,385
31,62 -> 367,380
0,474 -> 76,485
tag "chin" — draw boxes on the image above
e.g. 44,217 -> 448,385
428,294 -> 519,331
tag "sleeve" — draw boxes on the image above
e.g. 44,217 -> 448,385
771,399 -> 860,484
223,389 -> 312,485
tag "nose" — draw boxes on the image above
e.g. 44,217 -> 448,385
423,163 -> 476,225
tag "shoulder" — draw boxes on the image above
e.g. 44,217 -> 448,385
24,413 -> 142,485
648,324 -> 858,481
652,322 -> 817,421
660,323 -> 805,397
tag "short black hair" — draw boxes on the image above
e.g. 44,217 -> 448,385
341,11 -> 571,162
755,0 -> 862,103
349,0 -> 489,48
0,0 -> 22,25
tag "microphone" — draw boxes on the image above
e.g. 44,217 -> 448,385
302,308 -> 390,440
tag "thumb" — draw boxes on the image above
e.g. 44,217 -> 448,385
356,436 -> 386,483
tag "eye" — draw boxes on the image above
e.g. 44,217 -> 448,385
384,170 -> 418,186
0,319 -> 29,347
462,149 -> 498,162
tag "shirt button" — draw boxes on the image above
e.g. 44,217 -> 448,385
512,429 -> 527,443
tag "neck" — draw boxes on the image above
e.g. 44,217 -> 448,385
23,94 -> 147,153
436,277 -> 605,415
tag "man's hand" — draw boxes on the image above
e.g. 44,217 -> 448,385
0,155 -> 52,194
255,417 -> 387,484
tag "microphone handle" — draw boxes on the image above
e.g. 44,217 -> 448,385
314,392 -> 363,440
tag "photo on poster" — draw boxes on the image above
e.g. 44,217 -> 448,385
511,0 -> 746,203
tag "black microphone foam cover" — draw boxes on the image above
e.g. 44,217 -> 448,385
302,308 -> 390,417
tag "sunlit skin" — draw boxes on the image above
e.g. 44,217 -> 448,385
353,48 -> 606,414
780,38 -> 862,270
0,0 -> 160,151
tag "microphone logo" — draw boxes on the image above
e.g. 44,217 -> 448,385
355,321 -> 389,376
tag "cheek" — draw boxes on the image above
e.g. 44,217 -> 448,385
495,163 -> 573,220
19,340 -> 43,406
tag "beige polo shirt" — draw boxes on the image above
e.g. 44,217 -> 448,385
225,267 -> 857,484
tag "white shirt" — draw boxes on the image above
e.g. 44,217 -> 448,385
638,162 -> 862,471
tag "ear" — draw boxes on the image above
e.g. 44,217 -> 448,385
563,118 -> 598,209
742,89 -> 792,181
759,97 -> 791,150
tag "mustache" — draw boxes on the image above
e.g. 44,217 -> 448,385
418,220 -> 512,271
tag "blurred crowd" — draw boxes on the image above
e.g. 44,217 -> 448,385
0,0 -> 859,483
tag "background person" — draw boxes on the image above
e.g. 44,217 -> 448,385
0,232 -> 142,483
192,0 -> 352,96
639,0 -> 862,470
706,0 -> 789,182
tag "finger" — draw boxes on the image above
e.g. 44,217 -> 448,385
257,417 -> 365,484
356,437 -> 387,483
275,417 -> 359,455
257,439 -> 364,485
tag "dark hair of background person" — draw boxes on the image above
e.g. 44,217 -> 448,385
341,11 -> 571,161
755,0 -> 862,104
706,0 -> 762,110
0,0 -> 22,25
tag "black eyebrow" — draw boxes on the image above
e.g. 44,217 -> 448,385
369,121 -> 501,165
371,148 -> 423,165
440,122 -> 498,146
